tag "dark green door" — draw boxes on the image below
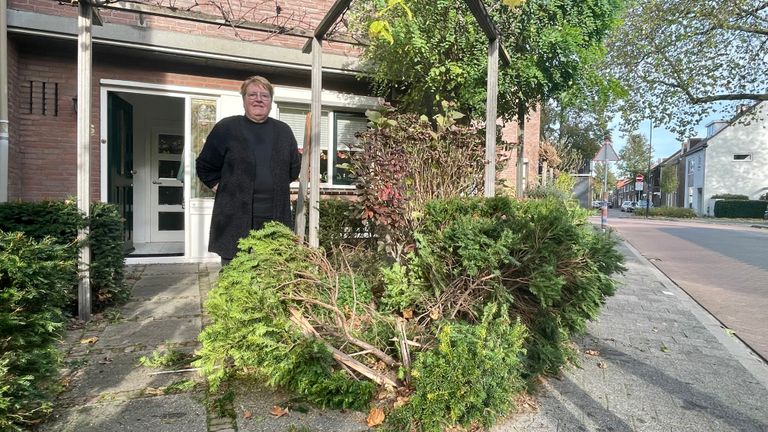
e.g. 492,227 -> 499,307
107,93 -> 134,252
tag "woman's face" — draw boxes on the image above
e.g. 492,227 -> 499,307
242,83 -> 272,123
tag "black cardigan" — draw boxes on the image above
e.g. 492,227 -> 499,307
196,115 -> 301,259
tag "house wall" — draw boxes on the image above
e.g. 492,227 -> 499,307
703,104 -> 768,215
684,150 -> 706,214
7,38 -> 22,200
498,107 -> 542,193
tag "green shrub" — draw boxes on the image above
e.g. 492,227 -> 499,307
711,193 -> 748,200
410,196 -> 624,377
385,304 -> 526,432
647,206 -> 696,218
713,200 -> 768,218
317,199 -> 373,251
0,201 -> 126,310
0,232 -> 74,430
195,223 -> 375,409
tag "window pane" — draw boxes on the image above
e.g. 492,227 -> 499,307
158,186 -> 183,205
158,160 -> 181,179
333,113 -> 367,185
158,134 -> 183,154
191,98 -> 217,198
279,106 -> 329,151
336,115 -> 367,151
158,212 -> 184,231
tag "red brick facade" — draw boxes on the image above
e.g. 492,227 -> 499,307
498,107 -> 542,193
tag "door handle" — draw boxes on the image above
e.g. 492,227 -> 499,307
152,180 -> 163,185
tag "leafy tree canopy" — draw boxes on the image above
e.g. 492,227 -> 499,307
604,0 -> 768,137
354,0 -> 625,121
616,133 -> 651,179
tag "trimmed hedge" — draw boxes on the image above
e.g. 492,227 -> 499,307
0,232 -> 74,430
0,201 -> 127,311
711,194 -> 748,200
647,207 -> 696,218
713,200 -> 768,218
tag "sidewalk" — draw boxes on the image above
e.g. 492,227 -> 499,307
36,241 -> 768,431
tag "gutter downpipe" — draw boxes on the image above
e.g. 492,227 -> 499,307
1,0 -> 9,202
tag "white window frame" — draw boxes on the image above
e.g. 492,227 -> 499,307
732,153 -> 753,162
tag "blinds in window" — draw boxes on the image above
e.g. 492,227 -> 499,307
278,106 -> 329,150
335,115 -> 368,151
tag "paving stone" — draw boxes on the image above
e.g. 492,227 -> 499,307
120,296 -> 202,321
36,394 -> 207,432
58,351 -> 200,401
131,274 -> 201,299
94,317 -> 202,349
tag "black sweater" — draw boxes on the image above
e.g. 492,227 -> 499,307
196,115 -> 301,259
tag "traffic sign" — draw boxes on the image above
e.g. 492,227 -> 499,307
593,142 -> 620,161
636,174 -> 644,182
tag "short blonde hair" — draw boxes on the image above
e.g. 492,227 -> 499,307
240,76 -> 274,97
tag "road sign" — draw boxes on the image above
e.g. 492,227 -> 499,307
636,174 -> 644,182
593,142 -> 620,161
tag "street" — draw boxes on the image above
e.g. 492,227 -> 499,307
599,210 -> 768,361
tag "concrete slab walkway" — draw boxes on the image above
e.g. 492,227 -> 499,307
35,240 -> 768,431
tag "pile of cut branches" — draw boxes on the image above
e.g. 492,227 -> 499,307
196,193 -> 624,431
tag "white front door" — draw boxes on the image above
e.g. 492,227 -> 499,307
150,131 -> 185,242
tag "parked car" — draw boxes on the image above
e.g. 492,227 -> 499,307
620,201 -> 636,212
592,200 -> 603,209
635,200 -> 654,211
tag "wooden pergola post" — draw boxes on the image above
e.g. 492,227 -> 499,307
76,0 -> 94,321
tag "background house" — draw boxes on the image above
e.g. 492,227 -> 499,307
1,0 -> 541,262
681,102 -> 767,216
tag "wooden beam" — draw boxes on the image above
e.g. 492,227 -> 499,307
301,0 -> 353,53
484,38 -> 499,197
308,37 -> 322,248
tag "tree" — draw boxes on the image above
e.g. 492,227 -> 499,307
355,0 -> 624,122
604,0 -> 768,137
593,162 -> 618,199
660,164 -> 678,195
616,133 -> 650,179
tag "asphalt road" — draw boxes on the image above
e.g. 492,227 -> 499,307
599,211 -> 768,361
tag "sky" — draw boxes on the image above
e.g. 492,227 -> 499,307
609,115 -> 721,164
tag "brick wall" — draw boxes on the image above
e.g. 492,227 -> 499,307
498,105 -> 542,193
7,39 -> 22,200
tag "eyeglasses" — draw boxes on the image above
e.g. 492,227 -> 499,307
246,92 -> 272,101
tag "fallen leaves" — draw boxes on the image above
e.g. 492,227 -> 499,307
597,362 -> 608,369
367,407 -> 385,427
585,349 -> 600,357
243,410 -> 253,419
80,336 -> 99,344
269,405 -> 289,418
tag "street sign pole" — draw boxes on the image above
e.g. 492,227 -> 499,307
593,139 -> 619,231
